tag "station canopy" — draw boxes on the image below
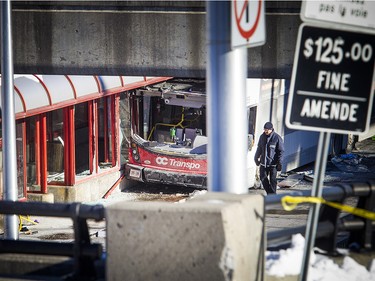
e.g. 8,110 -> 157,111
0,75 -> 170,119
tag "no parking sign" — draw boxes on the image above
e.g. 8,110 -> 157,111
231,0 -> 266,49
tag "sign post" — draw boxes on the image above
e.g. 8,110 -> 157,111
286,3 -> 375,279
1,0 -> 19,239
299,131 -> 331,281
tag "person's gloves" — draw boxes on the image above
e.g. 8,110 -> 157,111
255,159 -> 260,166
276,163 -> 282,171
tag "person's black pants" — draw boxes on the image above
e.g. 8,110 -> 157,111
259,165 -> 277,194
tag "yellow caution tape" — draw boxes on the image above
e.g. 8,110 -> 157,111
281,196 -> 375,221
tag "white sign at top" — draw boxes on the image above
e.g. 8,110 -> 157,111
302,0 -> 375,30
231,0 -> 266,49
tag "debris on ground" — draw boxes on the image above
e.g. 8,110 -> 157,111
19,226 -> 38,235
304,171 -> 356,184
331,154 -> 369,173
352,137 -> 375,156
278,173 -> 304,188
301,153 -> 375,184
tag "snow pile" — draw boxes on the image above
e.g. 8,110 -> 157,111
266,233 -> 375,281
266,233 -> 312,277
309,254 -> 375,281
177,189 -> 207,203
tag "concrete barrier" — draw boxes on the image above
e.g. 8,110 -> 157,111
106,193 -> 264,281
188,192 -> 266,281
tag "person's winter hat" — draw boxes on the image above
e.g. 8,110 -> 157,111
264,122 -> 273,130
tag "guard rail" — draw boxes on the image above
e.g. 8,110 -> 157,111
0,201 -> 105,280
266,181 -> 375,255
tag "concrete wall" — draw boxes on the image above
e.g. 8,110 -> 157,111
47,170 -> 122,203
106,192 -> 264,281
11,3 -> 301,78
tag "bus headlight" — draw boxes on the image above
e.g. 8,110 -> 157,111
131,142 -> 140,162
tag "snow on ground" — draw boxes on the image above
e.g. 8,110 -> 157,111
88,187 -> 207,206
177,189 -> 207,203
266,234 -> 375,281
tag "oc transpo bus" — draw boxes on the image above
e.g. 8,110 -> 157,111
124,78 -> 332,189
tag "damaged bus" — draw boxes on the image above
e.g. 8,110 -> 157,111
124,78 -> 321,189
125,79 -> 210,188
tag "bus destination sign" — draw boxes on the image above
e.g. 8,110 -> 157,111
286,24 -> 375,134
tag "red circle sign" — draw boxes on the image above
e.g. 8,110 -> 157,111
234,0 -> 262,41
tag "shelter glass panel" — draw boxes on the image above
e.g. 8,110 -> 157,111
98,97 -> 114,170
46,109 -> 64,183
16,122 -> 25,199
26,116 -> 37,189
119,93 -> 131,166
75,103 -> 91,176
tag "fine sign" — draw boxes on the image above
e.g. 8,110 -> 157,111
231,0 -> 266,49
286,24 -> 375,134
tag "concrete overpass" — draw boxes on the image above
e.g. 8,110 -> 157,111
9,1 -> 301,79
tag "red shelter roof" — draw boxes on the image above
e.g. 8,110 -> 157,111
0,75 -> 171,119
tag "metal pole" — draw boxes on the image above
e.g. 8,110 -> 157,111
206,1 -> 248,194
1,0 -> 19,239
299,131 -> 331,281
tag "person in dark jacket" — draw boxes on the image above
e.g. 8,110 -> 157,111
254,122 -> 284,194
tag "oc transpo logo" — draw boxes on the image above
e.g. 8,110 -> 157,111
155,156 -> 201,170
156,157 -> 168,166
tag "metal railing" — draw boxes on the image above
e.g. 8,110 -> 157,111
0,201 -> 105,280
265,181 -> 375,254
